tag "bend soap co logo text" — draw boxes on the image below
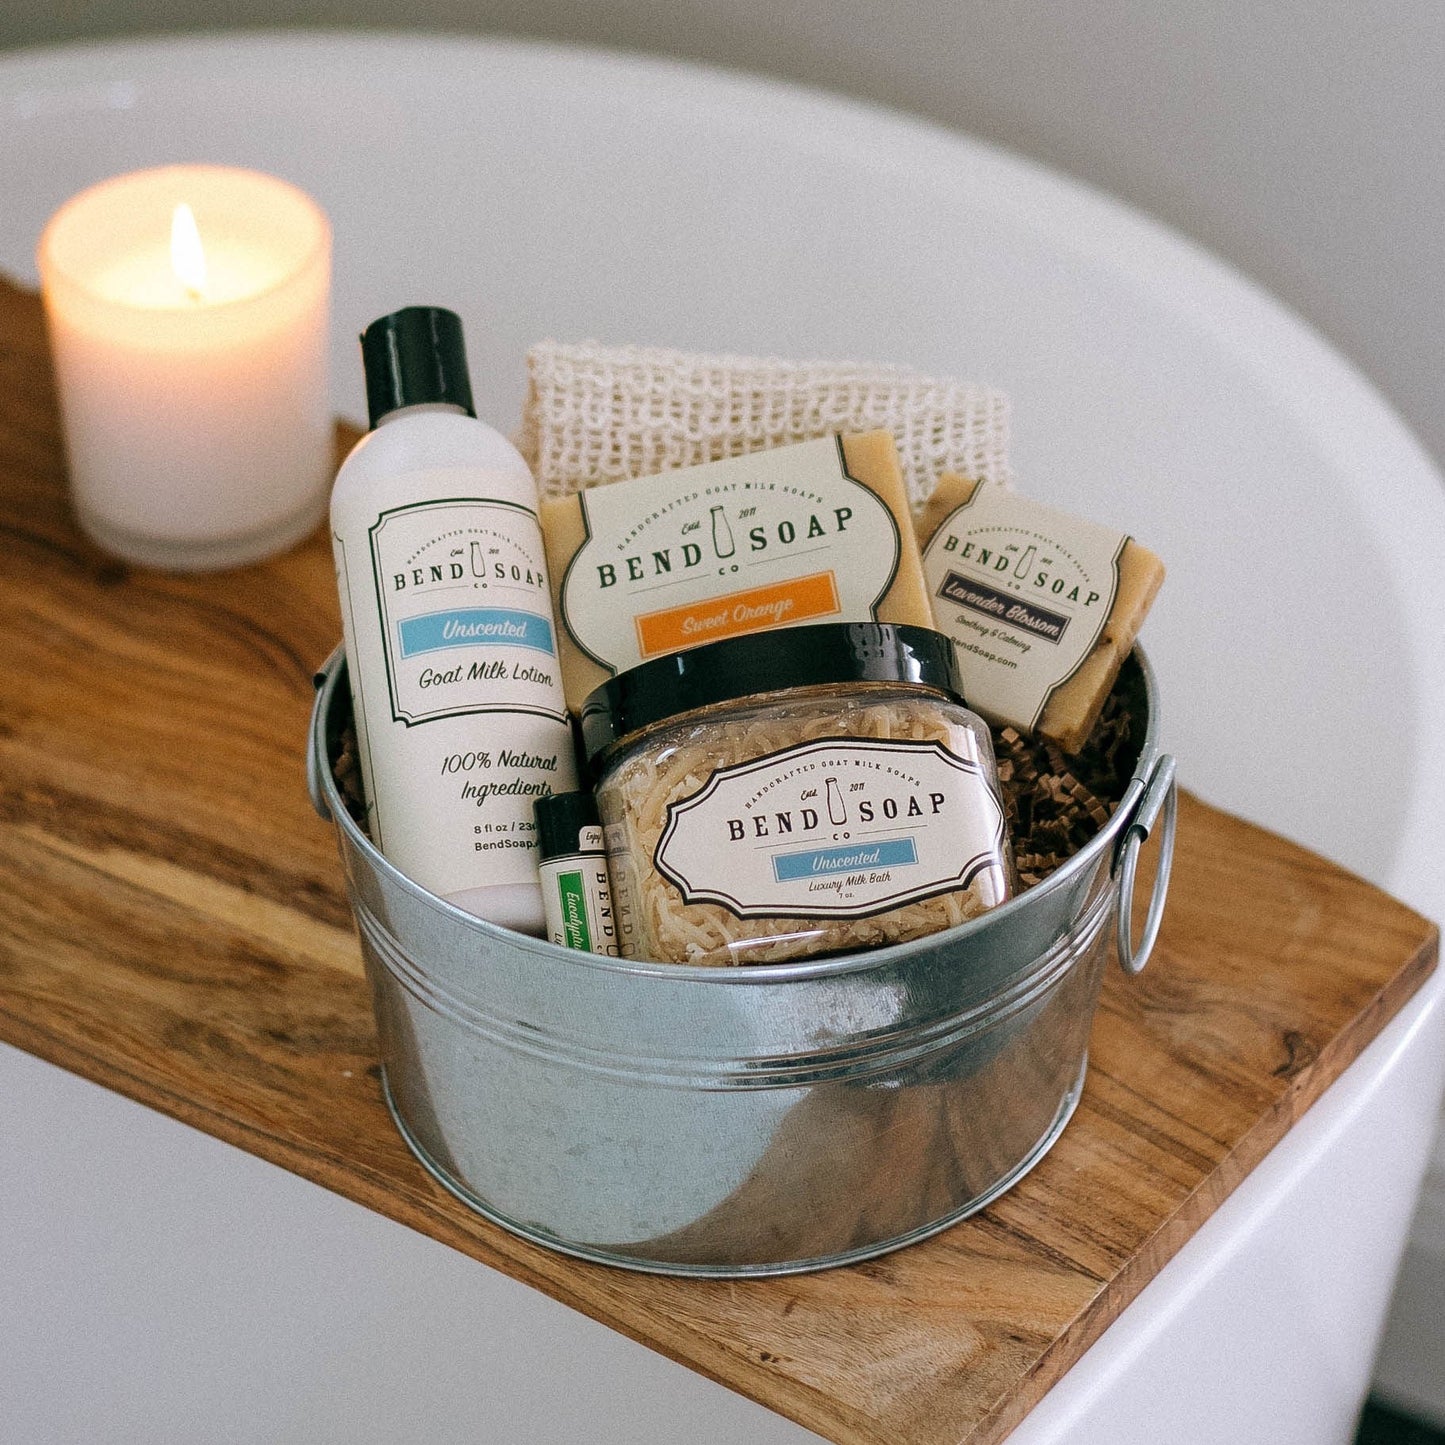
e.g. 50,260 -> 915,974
932,528 -> 1110,644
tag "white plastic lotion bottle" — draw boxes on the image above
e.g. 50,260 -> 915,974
330,307 -> 576,932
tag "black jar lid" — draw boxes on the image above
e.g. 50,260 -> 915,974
580,622 -> 965,771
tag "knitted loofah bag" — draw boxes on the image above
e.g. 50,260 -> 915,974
517,339 -> 1010,511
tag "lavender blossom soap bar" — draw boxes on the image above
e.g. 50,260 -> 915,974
919,473 -> 1164,753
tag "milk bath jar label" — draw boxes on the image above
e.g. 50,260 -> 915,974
921,483 -> 1127,734
332,480 -> 575,895
561,437 -> 901,673
654,737 -> 1007,919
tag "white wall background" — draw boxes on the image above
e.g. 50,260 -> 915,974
3,0 -> 1442,1422
1,0 -> 1442,476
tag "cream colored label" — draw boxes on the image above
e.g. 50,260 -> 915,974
332,474 -> 576,898
921,484 -> 1126,733
369,497 -> 564,726
560,437 -> 900,674
654,737 -> 1006,919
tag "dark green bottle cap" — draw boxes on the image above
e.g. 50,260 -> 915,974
534,790 -> 604,861
360,306 -> 476,429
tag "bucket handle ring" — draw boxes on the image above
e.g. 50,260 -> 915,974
1113,754 -> 1178,977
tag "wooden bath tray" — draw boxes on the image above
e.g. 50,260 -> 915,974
0,275 -> 1435,1445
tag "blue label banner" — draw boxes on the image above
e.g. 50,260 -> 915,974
397,608 -> 556,658
772,837 -> 918,882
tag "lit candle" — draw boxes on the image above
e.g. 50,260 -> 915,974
38,165 -> 331,571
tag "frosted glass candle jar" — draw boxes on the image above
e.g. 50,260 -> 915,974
38,165 -> 331,571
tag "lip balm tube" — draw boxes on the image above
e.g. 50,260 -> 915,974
534,791 -> 620,956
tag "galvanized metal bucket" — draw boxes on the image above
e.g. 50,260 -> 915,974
308,647 -> 1176,1276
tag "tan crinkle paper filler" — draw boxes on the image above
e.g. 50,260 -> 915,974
517,339 -> 1011,509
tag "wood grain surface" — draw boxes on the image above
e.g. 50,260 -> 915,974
0,272 -> 1436,1445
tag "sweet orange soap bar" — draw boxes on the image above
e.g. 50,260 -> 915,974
919,473 -> 1164,753
541,432 -> 934,713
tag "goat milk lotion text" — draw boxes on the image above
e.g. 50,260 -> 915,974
330,308 -> 575,933
920,482 -> 1127,734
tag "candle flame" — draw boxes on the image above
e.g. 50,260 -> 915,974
170,202 -> 207,298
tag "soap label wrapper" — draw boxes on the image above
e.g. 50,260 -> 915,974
654,737 -> 1007,920
922,484 -> 1126,735
559,436 -> 900,680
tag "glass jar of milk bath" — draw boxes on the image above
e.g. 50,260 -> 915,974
581,623 -> 1014,967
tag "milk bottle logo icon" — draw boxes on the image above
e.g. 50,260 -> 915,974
825,777 -> 846,826
710,505 -> 736,559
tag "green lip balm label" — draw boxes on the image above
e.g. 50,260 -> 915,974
538,824 -> 619,957
557,869 -> 592,951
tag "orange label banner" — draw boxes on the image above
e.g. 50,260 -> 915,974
635,571 -> 841,658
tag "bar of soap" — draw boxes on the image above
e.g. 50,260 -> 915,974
541,432 -> 934,714
919,473 -> 1165,753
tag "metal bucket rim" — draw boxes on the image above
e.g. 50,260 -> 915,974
346,866 -> 1116,1083
310,643 -> 1162,985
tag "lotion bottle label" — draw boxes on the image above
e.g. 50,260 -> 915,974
333,470 -> 575,900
